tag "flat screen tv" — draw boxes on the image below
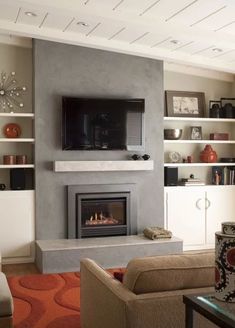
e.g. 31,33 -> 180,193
62,97 -> 145,150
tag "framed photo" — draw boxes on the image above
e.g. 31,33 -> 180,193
190,126 -> 202,140
165,90 -> 205,117
209,100 -> 221,109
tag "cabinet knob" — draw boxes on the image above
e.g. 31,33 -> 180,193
205,198 -> 211,209
196,198 -> 202,210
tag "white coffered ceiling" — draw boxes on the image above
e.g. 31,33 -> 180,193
0,0 -> 235,74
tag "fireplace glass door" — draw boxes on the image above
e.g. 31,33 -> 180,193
77,193 -> 130,238
82,197 -> 126,227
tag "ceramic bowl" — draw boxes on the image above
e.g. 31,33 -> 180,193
164,129 -> 182,140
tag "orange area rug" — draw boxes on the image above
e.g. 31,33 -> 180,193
7,268 -> 124,328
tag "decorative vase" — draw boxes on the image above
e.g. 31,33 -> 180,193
215,222 -> 235,302
3,155 -> 16,165
200,144 -> 217,163
16,155 -> 27,164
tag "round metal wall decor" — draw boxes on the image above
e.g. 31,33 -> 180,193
0,71 -> 26,111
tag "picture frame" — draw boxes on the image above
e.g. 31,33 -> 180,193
209,100 -> 221,109
190,126 -> 202,140
165,90 -> 205,117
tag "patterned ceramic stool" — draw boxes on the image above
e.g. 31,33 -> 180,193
215,221 -> 235,302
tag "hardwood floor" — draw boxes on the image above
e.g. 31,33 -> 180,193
2,263 -> 39,276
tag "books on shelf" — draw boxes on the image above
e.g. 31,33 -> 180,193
212,166 -> 235,185
179,178 -> 205,186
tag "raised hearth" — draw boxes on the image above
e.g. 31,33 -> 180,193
36,235 -> 183,273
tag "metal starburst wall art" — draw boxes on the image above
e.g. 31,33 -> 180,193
0,71 -> 26,111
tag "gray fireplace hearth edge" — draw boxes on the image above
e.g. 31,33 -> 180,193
35,235 -> 183,273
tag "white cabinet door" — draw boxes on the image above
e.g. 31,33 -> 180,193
165,187 -> 206,246
206,187 -> 235,245
0,190 -> 35,258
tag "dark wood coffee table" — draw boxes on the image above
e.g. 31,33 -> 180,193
183,294 -> 235,328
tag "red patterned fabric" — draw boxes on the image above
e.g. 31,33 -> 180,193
113,272 -> 124,282
7,268 -> 125,328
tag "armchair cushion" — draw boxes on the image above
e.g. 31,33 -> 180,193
123,252 -> 215,294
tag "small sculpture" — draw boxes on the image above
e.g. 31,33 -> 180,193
200,145 -> 217,163
131,154 -> 140,160
142,154 -> 150,160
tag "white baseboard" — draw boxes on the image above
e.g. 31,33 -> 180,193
2,256 -> 35,265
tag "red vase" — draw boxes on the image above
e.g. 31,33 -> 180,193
200,144 -> 217,163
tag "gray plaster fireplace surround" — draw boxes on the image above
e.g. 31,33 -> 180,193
68,184 -> 137,239
34,40 -> 183,273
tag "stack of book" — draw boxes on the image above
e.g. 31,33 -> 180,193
212,166 -> 235,185
179,178 -> 205,186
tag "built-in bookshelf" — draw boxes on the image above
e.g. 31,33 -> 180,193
164,117 -> 235,186
0,112 -> 34,190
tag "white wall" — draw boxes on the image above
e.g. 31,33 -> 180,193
0,43 -> 32,112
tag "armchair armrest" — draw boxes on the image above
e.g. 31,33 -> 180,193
80,258 -> 135,328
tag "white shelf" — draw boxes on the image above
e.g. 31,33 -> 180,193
0,164 -> 34,168
54,160 -> 154,172
0,138 -> 34,143
164,140 -> 235,144
164,163 -> 235,167
0,113 -> 34,118
164,117 -> 235,123
165,185 -> 235,189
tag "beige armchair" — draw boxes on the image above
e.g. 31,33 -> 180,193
0,272 -> 13,328
80,252 -> 216,328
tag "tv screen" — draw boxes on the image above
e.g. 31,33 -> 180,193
62,97 -> 145,150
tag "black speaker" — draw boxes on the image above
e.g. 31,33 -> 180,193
10,168 -> 25,190
164,167 -> 178,186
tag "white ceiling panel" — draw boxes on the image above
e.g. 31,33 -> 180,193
88,20 -> 125,39
165,0 -> 227,27
110,26 -> 148,43
16,6 -> 48,26
0,4 -> 19,22
192,46 -> 232,58
65,14 -> 100,34
215,21 -> 235,35
111,0 -> 159,15
142,0 -> 199,21
0,0 -> 235,73
212,50 -> 235,61
175,41 -> 214,54
158,37 -> 193,51
131,33 -> 170,47
40,13 -> 73,30
192,7 -> 235,31
84,0 -> 126,11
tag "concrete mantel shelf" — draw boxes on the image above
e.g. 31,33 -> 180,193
54,160 -> 154,172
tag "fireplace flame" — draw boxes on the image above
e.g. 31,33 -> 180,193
86,212 -> 119,226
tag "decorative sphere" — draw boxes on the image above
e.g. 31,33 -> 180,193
19,103 -> 24,107
11,72 -> 16,76
0,89 -> 5,95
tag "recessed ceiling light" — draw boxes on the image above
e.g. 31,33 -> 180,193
170,40 -> 181,45
77,21 -> 89,27
212,48 -> 223,53
25,11 -> 37,17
